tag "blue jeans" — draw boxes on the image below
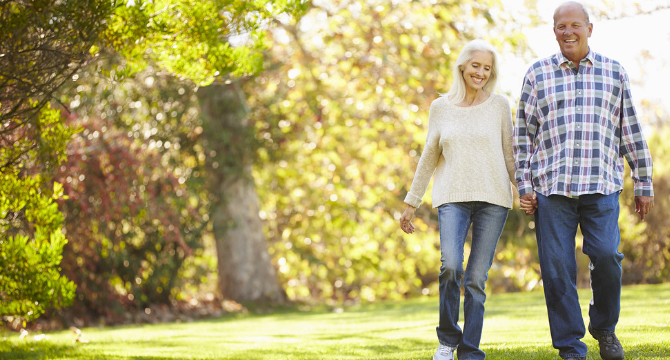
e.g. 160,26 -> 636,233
436,202 -> 508,360
534,193 -> 623,359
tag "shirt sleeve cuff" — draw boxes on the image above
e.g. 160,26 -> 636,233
633,182 -> 654,197
516,181 -> 534,197
404,193 -> 423,208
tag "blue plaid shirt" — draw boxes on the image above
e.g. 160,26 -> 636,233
514,49 -> 653,198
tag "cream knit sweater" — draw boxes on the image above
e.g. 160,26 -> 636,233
404,93 -> 516,209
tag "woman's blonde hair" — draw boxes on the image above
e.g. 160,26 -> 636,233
445,39 -> 501,104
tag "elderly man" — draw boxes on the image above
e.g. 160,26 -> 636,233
514,1 -> 654,360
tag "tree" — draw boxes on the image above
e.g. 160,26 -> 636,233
49,57 -> 227,324
99,0 -> 309,305
97,0 -> 309,305
2,0 -> 309,324
197,83 -> 286,302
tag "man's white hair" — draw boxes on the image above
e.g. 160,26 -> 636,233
553,1 -> 591,26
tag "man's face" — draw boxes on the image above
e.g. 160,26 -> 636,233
553,4 -> 593,63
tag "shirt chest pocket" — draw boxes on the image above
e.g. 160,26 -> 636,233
536,82 -> 570,118
594,80 -> 622,116
535,86 -> 568,139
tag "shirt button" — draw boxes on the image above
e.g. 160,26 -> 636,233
577,107 -> 582,111
578,90 -> 582,95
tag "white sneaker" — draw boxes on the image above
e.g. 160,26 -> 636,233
433,344 -> 456,360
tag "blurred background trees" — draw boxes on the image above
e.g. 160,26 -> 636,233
2,0 -> 308,326
2,0 -> 669,329
244,0 -> 534,303
52,61 -> 213,323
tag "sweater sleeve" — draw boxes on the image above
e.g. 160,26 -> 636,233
404,100 -> 442,208
500,98 -> 516,186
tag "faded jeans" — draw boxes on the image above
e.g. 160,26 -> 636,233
436,202 -> 508,360
534,192 -> 623,359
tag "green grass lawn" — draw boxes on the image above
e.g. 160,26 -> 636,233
2,283 -> 669,360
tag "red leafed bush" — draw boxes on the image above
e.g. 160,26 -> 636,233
53,115 -> 208,324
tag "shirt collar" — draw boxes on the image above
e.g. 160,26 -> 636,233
556,48 -> 595,68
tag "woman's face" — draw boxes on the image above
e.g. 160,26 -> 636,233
462,51 -> 493,91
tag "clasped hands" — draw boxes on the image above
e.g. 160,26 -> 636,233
519,192 -> 538,215
520,191 -> 654,221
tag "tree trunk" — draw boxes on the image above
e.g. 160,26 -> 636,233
197,83 -> 285,303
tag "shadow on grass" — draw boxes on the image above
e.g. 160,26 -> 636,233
0,341 -> 75,360
215,342 -> 670,360
0,342 -> 173,360
485,344 -> 670,360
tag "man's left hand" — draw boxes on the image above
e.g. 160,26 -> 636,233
635,196 -> 654,221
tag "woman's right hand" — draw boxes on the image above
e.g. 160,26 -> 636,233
399,205 -> 416,234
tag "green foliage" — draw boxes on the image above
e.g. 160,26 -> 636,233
2,0 -> 308,324
0,103 -> 79,325
0,99 -> 79,177
245,0 -> 533,304
100,0 -> 310,85
0,0 -> 111,169
0,0 -> 110,324
0,103 -> 77,322
0,172 -> 76,323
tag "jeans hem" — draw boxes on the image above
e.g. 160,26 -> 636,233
588,324 -> 616,336
438,341 -> 458,348
559,353 -> 587,359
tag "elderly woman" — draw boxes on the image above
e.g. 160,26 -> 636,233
399,39 -> 516,360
